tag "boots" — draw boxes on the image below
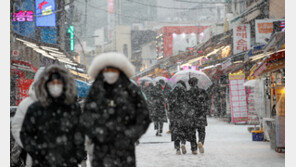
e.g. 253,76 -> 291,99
176,149 -> 181,155
181,144 -> 187,154
198,142 -> 204,153
192,150 -> 198,155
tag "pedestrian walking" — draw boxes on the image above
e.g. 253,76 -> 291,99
11,67 -> 45,167
188,77 -> 210,153
80,52 -> 151,167
20,64 -> 86,167
158,79 -> 172,134
152,81 -> 167,136
168,80 -> 198,155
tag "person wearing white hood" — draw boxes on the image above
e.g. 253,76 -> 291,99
80,52 -> 151,167
11,67 -> 45,167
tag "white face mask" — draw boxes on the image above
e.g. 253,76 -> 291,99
47,84 -> 63,98
103,72 -> 119,84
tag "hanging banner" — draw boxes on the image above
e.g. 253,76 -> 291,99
229,73 -> 248,123
233,24 -> 251,55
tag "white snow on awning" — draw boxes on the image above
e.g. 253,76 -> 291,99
16,38 -> 77,66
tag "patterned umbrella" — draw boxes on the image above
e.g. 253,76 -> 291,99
169,70 -> 212,90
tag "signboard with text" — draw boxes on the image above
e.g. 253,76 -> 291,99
13,11 -> 33,22
233,24 -> 251,55
229,73 -> 248,123
35,0 -> 56,27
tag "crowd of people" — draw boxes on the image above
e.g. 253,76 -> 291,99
10,51 -> 210,167
141,77 -> 210,155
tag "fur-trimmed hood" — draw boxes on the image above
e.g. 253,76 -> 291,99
34,64 -> 77,107
88,52 -> 135,80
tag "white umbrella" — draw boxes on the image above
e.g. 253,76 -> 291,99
153,76 -> 168,83
139,77 -> 154,85
169,69 -> 212,90
244,80 -> 256,87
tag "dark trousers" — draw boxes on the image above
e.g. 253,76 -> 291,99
197,126 -> 206,144
154,122 -> 163,133
174,140 -> 197,151
173,125 -> 197,151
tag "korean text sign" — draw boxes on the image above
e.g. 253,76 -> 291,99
233,24 -> 250,54
35,0 -> 56,27
229,73 -> 248,123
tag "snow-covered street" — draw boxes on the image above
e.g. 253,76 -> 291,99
136,117 -> 285,167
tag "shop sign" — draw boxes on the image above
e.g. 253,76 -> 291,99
229,73 -> 248,123
255,19 -> 284,44
35,0 -> 56,27
67,25 -> 75,51
233,24 -> 251,55
13,11 -> 33,22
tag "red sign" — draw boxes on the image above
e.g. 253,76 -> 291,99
108,0 -> 114,14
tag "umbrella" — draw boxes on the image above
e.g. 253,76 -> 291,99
75,79 -> 91,98
139,77 -> 154,86
153,76 -> 168,83
169,69 -> 212,90
244,80 -> 256,87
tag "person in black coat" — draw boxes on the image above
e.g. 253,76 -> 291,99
20,64 -> 86,167
188,77 -> 210,154
158,79 -> 172,134
150,81 -> 167,136
168,80 -> 198,155
80,52 -> 151,167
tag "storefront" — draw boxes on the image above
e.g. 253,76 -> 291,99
252,49 -> 285,152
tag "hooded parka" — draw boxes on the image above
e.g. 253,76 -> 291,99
81,52 -> 151,167
20,64 -> 86,167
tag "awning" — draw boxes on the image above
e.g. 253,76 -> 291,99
15,38 -> 78,66
253,50 -> 285,77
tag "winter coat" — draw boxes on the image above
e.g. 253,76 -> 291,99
11,67 -> 45,167
149,83 -> 167,122
163,83 -> 172,102
82,52 -> 151,167
187,86 -> 210,127
12,67 -> 45,148
168,84 -> 195,141
20,65 -> 86,167
144,84 -> 156,121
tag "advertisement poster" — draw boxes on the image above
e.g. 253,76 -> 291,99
233,24 -> 251,55
35,0 -> 56,27
229,73 -> 248,123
